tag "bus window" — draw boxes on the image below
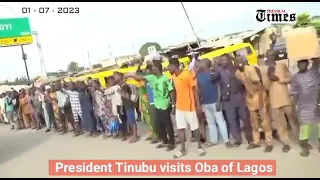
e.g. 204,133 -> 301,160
233,46 -> 253,57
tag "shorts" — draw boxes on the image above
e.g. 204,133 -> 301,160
125,108 -> 136,125
175,110 -> 199,131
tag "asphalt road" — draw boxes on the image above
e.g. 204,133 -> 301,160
0,122 -> 320,178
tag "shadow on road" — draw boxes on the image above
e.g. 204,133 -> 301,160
0,125 -> 53,164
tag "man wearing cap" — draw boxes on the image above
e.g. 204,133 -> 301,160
264,49 -> 298,153
216,54 -> 253,147
290,58 -> 320,156
234,56 -> 273,152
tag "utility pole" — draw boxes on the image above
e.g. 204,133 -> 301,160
87,50 -> 92,70
107,36 -> 115,65
84,36 -> 92,70
180,2 -> 201,47
0,5 -> 32,84
20,45 -> 30,84
32,31 -> 47,77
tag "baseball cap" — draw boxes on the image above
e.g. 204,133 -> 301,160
144,52 -> 162,61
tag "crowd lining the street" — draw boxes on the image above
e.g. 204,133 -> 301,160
0,49 -> 319,158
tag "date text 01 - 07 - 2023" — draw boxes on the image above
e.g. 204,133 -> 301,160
22,7 -> 80,14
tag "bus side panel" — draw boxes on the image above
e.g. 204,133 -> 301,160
247,45 -> 258,66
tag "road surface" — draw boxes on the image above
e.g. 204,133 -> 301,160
0,123 -> 320,178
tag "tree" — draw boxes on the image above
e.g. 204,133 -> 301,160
138,42 -> 161,58
294,12 -> 320,36
68,61 -> 80,72
92,63 -> 103,69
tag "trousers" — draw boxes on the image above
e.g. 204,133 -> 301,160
249,107 -> 273,145
155,107 -> 175,145
202,103 -> 229,144
271,105 -> 299,144
224,104 -> 253,143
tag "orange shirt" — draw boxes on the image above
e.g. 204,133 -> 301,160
172,70 -> 196,112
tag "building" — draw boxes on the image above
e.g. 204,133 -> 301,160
99,58 -> 116,68
114,54 -> 140,66
205,28 -> 269,56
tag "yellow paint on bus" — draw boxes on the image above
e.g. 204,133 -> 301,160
200,42 -> 258,65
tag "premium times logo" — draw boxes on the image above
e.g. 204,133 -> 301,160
256,9 -> 296,24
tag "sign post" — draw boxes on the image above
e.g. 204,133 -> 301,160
0,17 -> 33,46
0,17 -> 33,84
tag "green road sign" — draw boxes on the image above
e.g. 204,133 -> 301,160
0,18 -> 32,39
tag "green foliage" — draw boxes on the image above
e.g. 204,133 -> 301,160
294,12 -> 320,36
92,63 -> 103,69
68,61 -> 80,72
0,77 -> 29,85
138,42 -> 161,58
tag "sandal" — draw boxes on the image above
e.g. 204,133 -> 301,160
150,138 -> 159,144
166,144 -> 176,151
205,142 -> 217,148
73,131 -> 84,137
129,136 -> 140,143
198,148 -> 206,156
156,143 -> 168,149
173,150 -> 187,159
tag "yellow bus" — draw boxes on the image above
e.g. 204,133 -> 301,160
200,42 -> 258,65
64,42 -> 257,87
89,57 -> 191,88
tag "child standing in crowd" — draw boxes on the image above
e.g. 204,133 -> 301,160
105,76 -> 124,140
91,80 -> 112,137
113,71 -> 139,143
290,58 -> 320,157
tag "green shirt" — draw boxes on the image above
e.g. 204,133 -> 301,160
4,97 -> 14,112
144,74 -> 173,110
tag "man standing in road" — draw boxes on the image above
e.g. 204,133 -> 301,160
234,56 -> 273,152
168,57 -> 205,159
126,60 -> 176,151
197,58 -> 232,148
216,54 -> 253,147
264,49 -> 298,153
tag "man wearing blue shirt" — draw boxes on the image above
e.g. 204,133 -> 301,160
197,59 -> 232,148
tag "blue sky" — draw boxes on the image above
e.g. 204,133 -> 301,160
0,2 -> 318,80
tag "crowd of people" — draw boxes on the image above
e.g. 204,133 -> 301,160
0,50 -> 319,158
